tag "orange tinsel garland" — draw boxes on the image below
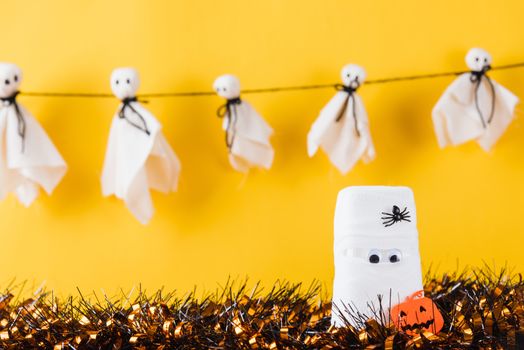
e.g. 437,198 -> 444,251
0,268 -> 522,349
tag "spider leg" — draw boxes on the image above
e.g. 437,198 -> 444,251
384,220 -> 397,227
381,216 -> 394,220
402,218 -> 411,222
402,215 -> 411,219
400,207 -> 408,215
381,212 -> 393,217
382,218 -> 395,225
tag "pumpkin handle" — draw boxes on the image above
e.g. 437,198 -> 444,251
408,290 -> 425,300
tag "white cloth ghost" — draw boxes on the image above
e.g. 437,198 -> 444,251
213,75 -> 274,172
331,186 -> 423,327
0,63 -> 67,206
432,48 -> 519,151
307,64 -> 375,174
101,68 -> 181,224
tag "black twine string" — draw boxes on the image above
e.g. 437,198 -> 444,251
0,91 -> 26,152
15,61 -> 524,98
216,97 -> 241,150
334,82 -> 360,137
470,65 -> 496,128
118,97 -> 151,135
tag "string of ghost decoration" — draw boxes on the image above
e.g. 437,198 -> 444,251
0,49 -> 522,222
0,63 -> 67,207
213,75 -> 274,172
101,68 -> 181,224
307,64 -> 375,174
432,48 -> 519,151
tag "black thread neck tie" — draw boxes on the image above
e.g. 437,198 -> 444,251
0,91 -> 26,152
118,97 -> 151,136
334,83 -> 360,137
469,65 -> 496,128
217,97 -> 241,151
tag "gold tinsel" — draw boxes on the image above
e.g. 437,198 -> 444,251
0,268 -> 522,349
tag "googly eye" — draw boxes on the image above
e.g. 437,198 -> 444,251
388,249 -> 402,263
484,57 -> 487,63
475,57 -> 479,62
13,75 -> 18,82
4,79 -> 9,85
115,80 -> 119,85
346,73 -> 350,77
126,79 -> 130,84
368,249 -> 381,264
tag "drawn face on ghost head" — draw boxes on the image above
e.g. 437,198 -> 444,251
111,68 -> 140,100
466,48 -> 492,72
0,63 -> 22,99
213,74 -> 241,99
341,64 -> 366,89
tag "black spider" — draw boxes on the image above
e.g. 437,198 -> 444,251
381,205 -> 411,227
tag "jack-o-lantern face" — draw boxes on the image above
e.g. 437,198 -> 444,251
391,290 -> 444,334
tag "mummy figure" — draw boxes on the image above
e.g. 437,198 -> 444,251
307,64 -> 375,174
432,48 -> 519,151
331,186 -> 423,327
101,68 -> 181,224
213,75 -> 274,173
0,63 -> 67,206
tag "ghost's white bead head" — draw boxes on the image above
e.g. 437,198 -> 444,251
0,63 -> 22,99
465,48 -> 492,72
213,74 -> 241,99
110,67 -> 140,100
341,64 -> 366,88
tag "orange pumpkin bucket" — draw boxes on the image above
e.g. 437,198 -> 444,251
390,290 -> 444,335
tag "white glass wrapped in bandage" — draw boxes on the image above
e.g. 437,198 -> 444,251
331,186 -> 423,327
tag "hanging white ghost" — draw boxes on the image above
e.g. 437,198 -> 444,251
307,64 -> 375,174
101,68 -> 181,224
432,48 -> 519,151
0,63 -> 67,206
331,186 -> 423,327
213,75 -> 274,173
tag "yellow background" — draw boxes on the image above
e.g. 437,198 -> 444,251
1,0 -> 523,296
